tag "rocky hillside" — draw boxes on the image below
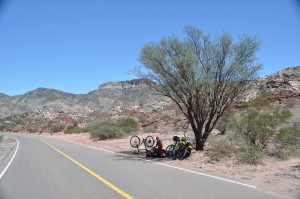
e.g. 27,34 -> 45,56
0,79 -> 167,119
243,66 -> 300,100
0,66 -> 299,133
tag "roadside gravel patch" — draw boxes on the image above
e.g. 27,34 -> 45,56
0,136 -> 17,163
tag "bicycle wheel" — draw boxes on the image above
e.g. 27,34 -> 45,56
130,136 -> 140,148
145,136 -> 155,147
165,144 -> 175,157
175,147 -> 185,160
180,148 -> 191,160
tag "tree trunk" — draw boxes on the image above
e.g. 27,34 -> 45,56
195,132 -> 205,151
195,132 -> 209,151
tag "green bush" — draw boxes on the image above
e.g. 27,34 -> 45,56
274,123 -> 300,159
50,124 -> 65,133
215,110 -> 235,133
27,127 -> 38,133
208,138 -> 235,160
232,108 -> 292,149
64,126 -> 83,134
86,119 -> 110,132
236,144 -> 264,165
116,118 -> 138,133
87,118 -> 137,140
277,123 -> 300,146
90,125 -> 124,140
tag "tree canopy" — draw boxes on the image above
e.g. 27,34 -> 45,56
136,26 -> 262,150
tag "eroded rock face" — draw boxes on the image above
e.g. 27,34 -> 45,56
241,66 -> 300,101
98,79 -> 147,89
264,66 -> 300,91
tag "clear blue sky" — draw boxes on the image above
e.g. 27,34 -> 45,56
0,0 -> 299,96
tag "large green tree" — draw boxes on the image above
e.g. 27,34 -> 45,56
137,26 -> 262,150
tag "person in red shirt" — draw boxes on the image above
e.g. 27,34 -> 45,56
153,136 -> 163,157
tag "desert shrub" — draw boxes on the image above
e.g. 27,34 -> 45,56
27,127 -> 38,133
89,125 -> 124,140
116,117 -> 138,133
145,125 -> 156,133
87,118 -> 135,140
64,126 -> 83,134
274,144 -> 300,160
277,123 -> 300,145
86,119 -> 110,132
0,115 -> 24,125
50,124 -> 65,133
222,105 -> 292,164
236,144 -> 264,165
232,93 -> 291,149
0,122 -> 15,131
274,123 -> 300,159
208,138 -> 235,160
232,108 -> 292,149
228,108 -> 292,164
151,108 -> 158,113
215,109 -> 235,134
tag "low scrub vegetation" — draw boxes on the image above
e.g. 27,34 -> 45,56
50,124 -> 65,133
64,125 -> 84,134
208,138 -> 234,160
275,123 -> 300,159
0,115 -> 25,131
209,94 -> 300,165
0,135 -> 3,142
87,117 -> 138,140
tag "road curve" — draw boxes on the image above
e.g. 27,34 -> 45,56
0,133 -> 287,199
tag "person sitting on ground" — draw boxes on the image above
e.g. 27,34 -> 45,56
153,136 -> 163,157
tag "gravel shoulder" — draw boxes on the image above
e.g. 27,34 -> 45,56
0,136 -> 17,164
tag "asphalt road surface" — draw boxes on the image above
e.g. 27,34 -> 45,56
0,133 -> 288,199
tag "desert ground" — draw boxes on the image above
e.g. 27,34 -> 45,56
43,132 -> 300,199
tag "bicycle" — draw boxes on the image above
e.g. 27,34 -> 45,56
166,132 -> 194,160
165,136 -> 179,159
130,135 -> 155,154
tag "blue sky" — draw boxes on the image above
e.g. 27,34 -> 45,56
0,0 -> 299,96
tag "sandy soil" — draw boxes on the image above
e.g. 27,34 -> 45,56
47,132 -> 300,199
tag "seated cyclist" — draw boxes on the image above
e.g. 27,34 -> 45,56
152,136 -> 163,157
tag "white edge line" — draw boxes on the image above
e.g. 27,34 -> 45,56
0,137 -> 19,180
153,161 -> 257,189
99,147 -> 256,188
39,137 -> 256,189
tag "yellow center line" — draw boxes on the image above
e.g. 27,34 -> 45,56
41,140 -> 134,199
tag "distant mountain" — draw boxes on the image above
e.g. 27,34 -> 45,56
0,66 -> 299,121
0,93 -> 9,97
0,79 -> 166,118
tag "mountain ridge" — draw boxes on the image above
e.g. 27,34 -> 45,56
0,66 -> 299,120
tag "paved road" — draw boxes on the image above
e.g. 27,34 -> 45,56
0,133 -> 287,199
